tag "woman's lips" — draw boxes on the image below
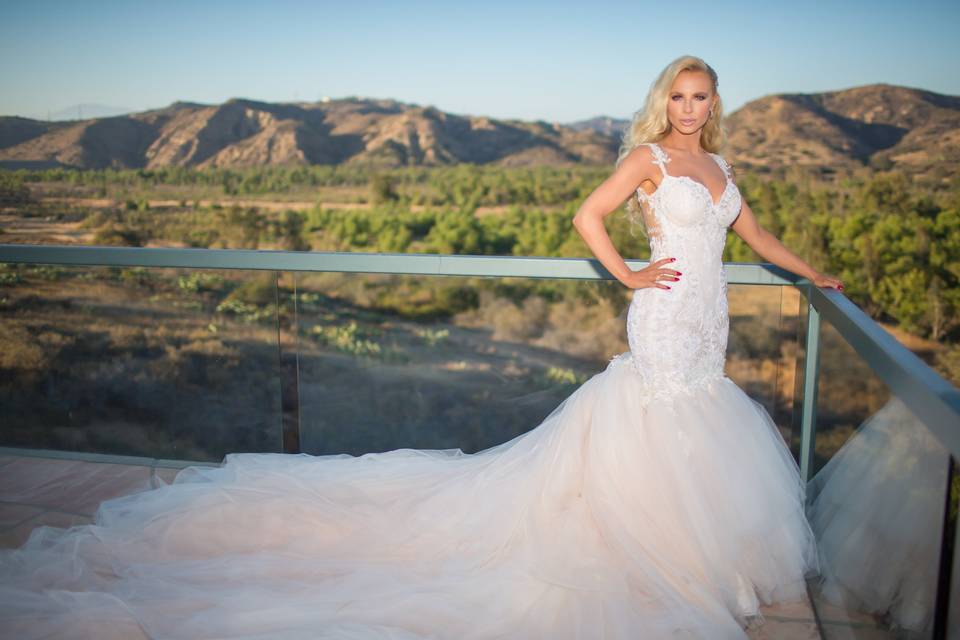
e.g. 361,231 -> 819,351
680,119 -> 696,125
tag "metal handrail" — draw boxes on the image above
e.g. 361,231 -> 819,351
0,244 -> 799,283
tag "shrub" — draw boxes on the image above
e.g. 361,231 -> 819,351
92,225 -> 146,247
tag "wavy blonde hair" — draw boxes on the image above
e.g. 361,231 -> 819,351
617,55 -> 729,235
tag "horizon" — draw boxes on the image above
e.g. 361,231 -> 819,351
6,80 -> 950,126
1,0 -> 958,122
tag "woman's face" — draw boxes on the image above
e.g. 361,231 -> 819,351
666,70 -> 716,133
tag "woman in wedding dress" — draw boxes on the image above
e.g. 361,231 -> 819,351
0,55 -> 844,639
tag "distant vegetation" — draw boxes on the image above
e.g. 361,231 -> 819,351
1,162 -> 958,383
315,170 -> 960,354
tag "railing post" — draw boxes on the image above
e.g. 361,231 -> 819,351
799,290 -> 821,483
275,270 -> 301,453
934,456 -> 956,639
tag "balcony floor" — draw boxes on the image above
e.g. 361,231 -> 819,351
0,451 -> 824,639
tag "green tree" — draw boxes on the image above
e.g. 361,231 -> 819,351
371,174 -> 399,204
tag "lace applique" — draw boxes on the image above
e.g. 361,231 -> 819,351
635,143 -> 741,231
636,191 -> 653,207
635,143 -> 670,207
709,152 -> 732,180
634,143 -> 675,245
605,350 -> 728,411
624,142 -> 740,407
648,143 -> 671,171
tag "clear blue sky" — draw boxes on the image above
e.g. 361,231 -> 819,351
1,0 -> 958,122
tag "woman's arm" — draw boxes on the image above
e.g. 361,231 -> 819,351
572,146 -> 679,291
731,199 -> 844,290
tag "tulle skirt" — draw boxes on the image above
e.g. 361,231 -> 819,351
0,352 -> 819,639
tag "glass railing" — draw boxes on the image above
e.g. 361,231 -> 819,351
727,280 -> 807,462
0,247 -> 806,461
800,284 -> 960,639
0,243 -> 958,638
806,319 -> 949,638
0,263 -> 287,462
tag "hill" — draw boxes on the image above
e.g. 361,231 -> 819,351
1,84 -> 957,179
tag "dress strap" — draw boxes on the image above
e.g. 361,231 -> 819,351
636,142 -> 670,209
642,142 -> 671,177
708,152 -> 732,180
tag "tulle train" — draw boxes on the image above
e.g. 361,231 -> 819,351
0,353 -> 819,639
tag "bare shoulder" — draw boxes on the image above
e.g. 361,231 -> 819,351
575,143 -> 661,218
622,142 -> 654,166
618,143 -> 658,185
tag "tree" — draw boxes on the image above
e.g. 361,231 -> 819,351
371,174 -> 399,204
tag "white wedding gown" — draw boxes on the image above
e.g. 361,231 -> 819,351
0,142 -> 820,639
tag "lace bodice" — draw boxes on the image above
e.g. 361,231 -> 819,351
634,142 -> 742,244
613,142 -> 744,407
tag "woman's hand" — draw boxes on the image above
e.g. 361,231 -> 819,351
812,271 -> 844,291
622,257 -> 682,290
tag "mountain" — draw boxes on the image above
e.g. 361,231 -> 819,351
0,84 -> 957,179
567,116 -> 630,139
0,97 -> 615,170
724,83 -> 960,178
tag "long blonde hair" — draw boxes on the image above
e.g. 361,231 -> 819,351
617,55 -> 729,235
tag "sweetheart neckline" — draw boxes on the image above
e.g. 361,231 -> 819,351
644,142 -> 733,208
662,173 -> 733,208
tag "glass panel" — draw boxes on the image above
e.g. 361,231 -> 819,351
293,275 -> 800,459
807,320 -> 949,638
293,271 -> 632,455
727,283 -> 802,459
0,263 -> 285,462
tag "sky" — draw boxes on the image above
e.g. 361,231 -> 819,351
1,0 -> 958,123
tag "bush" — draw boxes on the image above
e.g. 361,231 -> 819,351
371,174 -> 399,204
0,173 -> 32,206
92,225 -> 146,247
224,275 -> 276,305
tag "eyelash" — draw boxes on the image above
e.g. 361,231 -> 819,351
672,95 -> 707,100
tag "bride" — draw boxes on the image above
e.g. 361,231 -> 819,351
0,55 -> 844,639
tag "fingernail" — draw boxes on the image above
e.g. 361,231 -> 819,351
677,271 -> 682,275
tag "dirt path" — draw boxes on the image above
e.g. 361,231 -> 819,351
36,196 -> 522,216
0,214 -> 94,244
39,196 -> 355,212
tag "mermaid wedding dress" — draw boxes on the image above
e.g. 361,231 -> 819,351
0,142 -> 819,639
